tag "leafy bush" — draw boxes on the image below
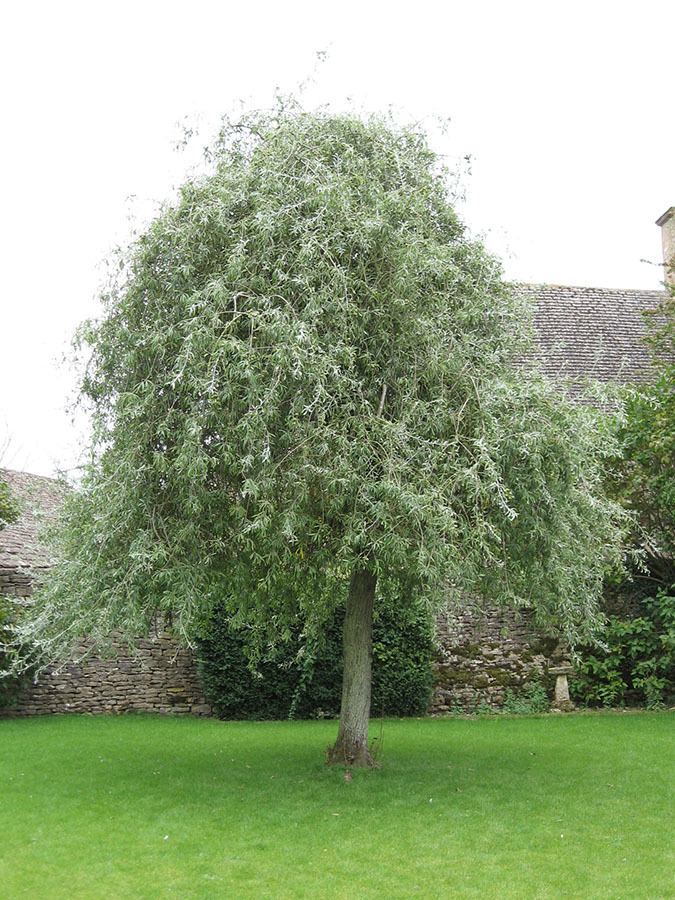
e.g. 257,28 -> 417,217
197,598 -> 435,720
571,588 -> 675,709
502,681 -> 549,714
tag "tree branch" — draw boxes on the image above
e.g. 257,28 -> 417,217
377,383 -> 388,417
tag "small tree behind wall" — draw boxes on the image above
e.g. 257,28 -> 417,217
18,105 -> 625,766
0,478 -> 18,531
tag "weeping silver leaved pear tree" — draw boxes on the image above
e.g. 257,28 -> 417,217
19,106 -> 625,766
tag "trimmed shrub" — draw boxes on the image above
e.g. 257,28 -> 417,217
196,598 -> 435,720
370,602 -> 436,718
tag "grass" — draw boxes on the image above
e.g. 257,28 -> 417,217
0,712 -> 673,899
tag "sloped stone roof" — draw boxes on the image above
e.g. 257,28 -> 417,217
0,468 -> 68,571
520,283 -> 665,389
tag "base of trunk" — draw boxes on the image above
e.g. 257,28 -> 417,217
328,567 -> 379,769
327,736 -> 377,768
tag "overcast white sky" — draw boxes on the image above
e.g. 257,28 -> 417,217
1,0 -> 673,479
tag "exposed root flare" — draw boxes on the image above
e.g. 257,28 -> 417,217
326,740 -> 379,769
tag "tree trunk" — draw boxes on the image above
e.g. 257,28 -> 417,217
327,567 -> 377,767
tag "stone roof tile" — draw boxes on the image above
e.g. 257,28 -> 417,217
519,283 -> 665,388
0,468 -> 68,571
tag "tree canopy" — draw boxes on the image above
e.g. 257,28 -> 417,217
17,106 -> 626,762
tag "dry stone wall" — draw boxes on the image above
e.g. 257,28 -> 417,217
6,619 -> 211,718
4,601 -> 558,718
431,605 -> 557,713
0,565 -> 33,600
2,557 -> 557,718
3,584 -> 557,719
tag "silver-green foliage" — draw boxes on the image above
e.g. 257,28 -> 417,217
18,107 -> 626,668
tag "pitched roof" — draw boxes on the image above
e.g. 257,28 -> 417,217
0,468 -> 68,571
519,283 -> 666,390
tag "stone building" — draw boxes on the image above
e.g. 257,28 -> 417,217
0,468 -> 211,717
0,469 -> 66,603
2,210 -> 671,716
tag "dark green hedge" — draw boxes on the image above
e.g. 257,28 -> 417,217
196,598 -> 435,720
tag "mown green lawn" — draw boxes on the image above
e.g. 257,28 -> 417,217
0,712 -> 672,899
